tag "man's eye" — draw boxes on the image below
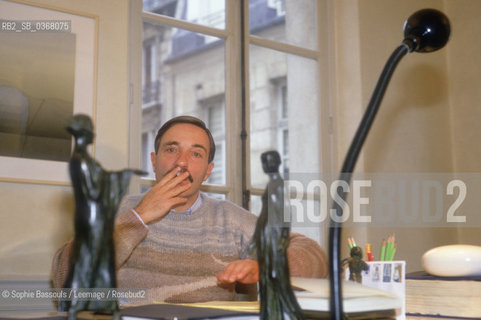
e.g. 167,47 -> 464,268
192,152 -> 201,158
167,147 -> 177,153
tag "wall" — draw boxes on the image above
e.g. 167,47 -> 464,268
0,0 -> 130,281
334,0 -> 481,272
444,0 -> 481,244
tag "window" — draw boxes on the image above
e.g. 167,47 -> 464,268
130,0 -> 332,243
203,95 -> 225,185
272,77 -> 288,177
141,19 -> 226,182
144,0 -> 226,29
143,41 -> 156,87
267,0 -> 286,16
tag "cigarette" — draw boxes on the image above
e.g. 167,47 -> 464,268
176,168 -> 193,182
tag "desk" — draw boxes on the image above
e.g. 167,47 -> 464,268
0,306 -> 397,320
0,312 -> 461,320
407,317 -> 465,320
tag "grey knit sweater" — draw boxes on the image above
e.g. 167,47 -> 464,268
52,193 -> 327,304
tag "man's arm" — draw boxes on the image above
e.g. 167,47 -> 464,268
216,232 -> 328,284
51,207 -> 148,288
287,232 -> 328,278
51,168 -> 192,288
51,241 -> 73,288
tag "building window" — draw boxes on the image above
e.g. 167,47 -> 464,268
272,77 -> 288,177
143,41 -> 155,86
202,95 -> 225,185
267,0 -> 286,16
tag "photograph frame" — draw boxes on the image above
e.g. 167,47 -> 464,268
0,0 -> 98,185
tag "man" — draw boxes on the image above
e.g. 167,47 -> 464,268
52,116 -> 327,304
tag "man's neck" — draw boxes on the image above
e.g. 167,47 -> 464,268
172,192 -> 200,213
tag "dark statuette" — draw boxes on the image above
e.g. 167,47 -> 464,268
251,150 -> 305,320
59,114 -> 145,320
342,246 -> 369,283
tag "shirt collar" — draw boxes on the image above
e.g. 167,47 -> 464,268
170,193 -> 203,215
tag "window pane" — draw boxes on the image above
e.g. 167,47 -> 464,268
142,21 -> 226,184
249,45 -> 319,189
250,193 -> 323,244
250,194 -> 262,217
143,0 -> 225,29
249,0 -> 317,51
290,198 -> 323,244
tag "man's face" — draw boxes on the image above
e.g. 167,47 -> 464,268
150,123 -> 214,199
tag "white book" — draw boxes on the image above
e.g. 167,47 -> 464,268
292,277 -> 402,314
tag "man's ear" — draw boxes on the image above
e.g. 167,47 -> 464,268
203,162 -> 214,181
150,152 -> 157,171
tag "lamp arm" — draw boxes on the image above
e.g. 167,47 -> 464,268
328,43 -> 410,320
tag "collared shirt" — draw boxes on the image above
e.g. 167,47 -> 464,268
169,194 -> 203,215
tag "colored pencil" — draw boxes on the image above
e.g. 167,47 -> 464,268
379,239 -> 386,261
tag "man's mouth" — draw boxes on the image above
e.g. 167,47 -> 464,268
176,168 -> 194,183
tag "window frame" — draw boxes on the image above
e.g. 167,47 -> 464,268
128,0 -> 336,226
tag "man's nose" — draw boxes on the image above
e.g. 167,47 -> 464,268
176,150 -> 189,167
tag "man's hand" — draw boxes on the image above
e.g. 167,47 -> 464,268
134,167 -> 192,224
216,259 -> 259,284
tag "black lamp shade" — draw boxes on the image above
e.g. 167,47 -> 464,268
403,8 -> 451,52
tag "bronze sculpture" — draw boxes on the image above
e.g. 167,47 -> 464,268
251,150 -> 304,320
59,114 -> 145,319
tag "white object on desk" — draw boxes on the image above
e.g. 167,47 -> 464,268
292,276 -> 403,315
422,244 -> 481,277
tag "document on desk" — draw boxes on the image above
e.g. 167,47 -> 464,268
121,302 -> 259,320
291,277 -> 402,314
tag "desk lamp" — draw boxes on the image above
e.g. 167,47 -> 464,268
328,9 -> 451,319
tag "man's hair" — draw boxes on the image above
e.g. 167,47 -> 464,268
154,115 -> 216,163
